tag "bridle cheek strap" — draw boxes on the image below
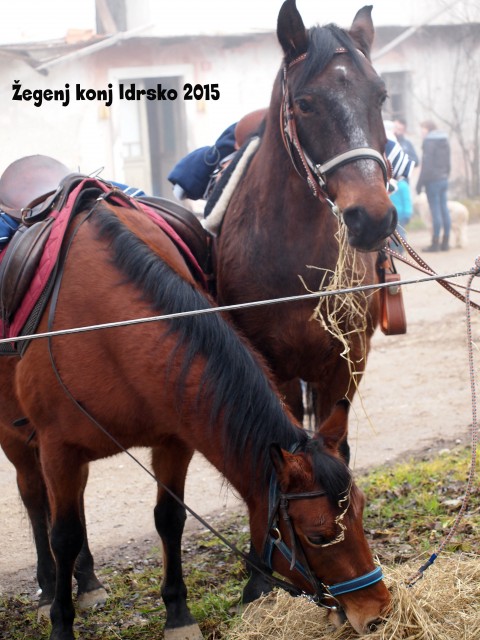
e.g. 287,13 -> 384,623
262,471 -> 385,608
280,50 -> 391,207
280,77 -> 330,203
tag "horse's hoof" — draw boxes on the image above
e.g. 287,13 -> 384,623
77,586 -> 108,610
37,603 -> 51,621
164,623 -> 204,640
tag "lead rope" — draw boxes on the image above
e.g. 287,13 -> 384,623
387,230 -> 480,309
407,255 -> 480,586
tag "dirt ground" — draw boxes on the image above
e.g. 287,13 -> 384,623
0,223 -> 478,598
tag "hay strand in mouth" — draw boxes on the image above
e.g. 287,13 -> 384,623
304,221 -> 373,394
225,554 -> 480,640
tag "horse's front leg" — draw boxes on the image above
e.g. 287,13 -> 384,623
151,440 -> 203,640
241,543 -> 273,604
41,454 -> 88,640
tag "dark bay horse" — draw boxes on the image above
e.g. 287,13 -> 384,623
8,196 -> 389,639
214,1 -> 396,425
0,359 -> 106,617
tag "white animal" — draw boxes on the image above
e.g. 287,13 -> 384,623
414,192 -> 469,248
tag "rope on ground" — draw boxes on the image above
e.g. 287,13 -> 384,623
407,255 -> 480,587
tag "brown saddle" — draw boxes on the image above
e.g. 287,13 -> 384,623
0,217 -> 54,325
0,154 -> 72,223
0,154 -> 211,330
138,196 -> 210,276
0,155 -> 79,328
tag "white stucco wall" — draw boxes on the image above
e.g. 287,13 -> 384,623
0,2 -> 478,193
0,34 -> 283,183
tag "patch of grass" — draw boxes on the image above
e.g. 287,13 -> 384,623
0,449 -> 478,638
0,516 -> 248,640
360,446 -> 480,561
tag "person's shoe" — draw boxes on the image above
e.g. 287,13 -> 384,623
440,235 -> 450,251
423,237 -> 440,252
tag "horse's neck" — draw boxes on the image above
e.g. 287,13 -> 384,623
188,425 -> 269,512
247,107 -> 329,222
229,119 -> 339,272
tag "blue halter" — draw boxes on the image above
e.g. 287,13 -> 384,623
262,467 -> 384,606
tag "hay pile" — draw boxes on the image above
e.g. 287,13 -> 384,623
226,554 -> 480,640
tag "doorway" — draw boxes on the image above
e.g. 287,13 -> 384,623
116,75 -> 187,197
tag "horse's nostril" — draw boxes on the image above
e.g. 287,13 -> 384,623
342,204 -> 397,250
342,206 -> 364,236
367,618 -> 383,633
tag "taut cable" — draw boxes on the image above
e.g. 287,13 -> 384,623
0,268 -> 476,346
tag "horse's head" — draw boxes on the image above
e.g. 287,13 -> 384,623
277,0 -> 396,251
264,401 -> 391,634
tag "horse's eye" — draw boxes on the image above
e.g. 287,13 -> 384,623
306,534 -> 328,546
296,98 -> 312,113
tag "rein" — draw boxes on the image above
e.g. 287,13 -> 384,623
280,48 -> 389,209
387,230 -> 480,311
384,233 -> 480,585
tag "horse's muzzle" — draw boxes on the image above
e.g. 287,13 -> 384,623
342,205 -> 397,252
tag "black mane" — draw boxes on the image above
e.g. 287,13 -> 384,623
305,439 -> 352,502
290,24 -> 365,93
93,204 -> 351,500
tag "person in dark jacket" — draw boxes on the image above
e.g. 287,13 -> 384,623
416,119 -> 451,251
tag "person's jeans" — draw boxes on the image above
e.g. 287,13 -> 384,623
425,179 -> 450,239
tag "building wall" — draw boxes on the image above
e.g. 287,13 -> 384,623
0,58 -> 106,174
0,33 -> 283,196
375,24 -> 480,195
0,22 -> 478,196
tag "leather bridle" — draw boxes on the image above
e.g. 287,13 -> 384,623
280,48 -> 390,211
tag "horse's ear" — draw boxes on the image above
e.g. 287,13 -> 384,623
270,443 -> 287,483
349,5 -> 375,59
317,399 -> 350,452
270,444 -> 301,491
277,0 -> 308,60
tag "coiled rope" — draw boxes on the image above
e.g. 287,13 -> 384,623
407,255 -> 480,586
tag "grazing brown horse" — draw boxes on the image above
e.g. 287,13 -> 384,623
0,359 -> 106,617
8,195 -> 390,639
214,0 -> 396,425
